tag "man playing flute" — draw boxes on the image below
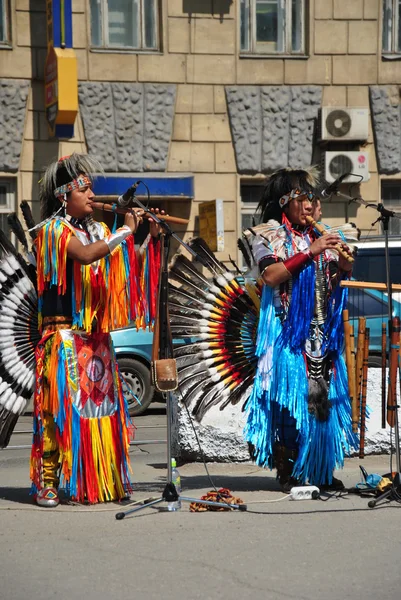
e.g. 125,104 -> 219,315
31,153 -> 161,507
244,167 -> 359,492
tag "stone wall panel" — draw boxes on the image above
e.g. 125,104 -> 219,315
143,84 -> 176,171
78,82 -> 176,172
112,83 -> 143,172
0,80 -> 30,172
288,86 -> 322,169
369,86 -> 401,174
226,85 -> 321,173
78,82 -> 118,170
225,86 -> 262,173
261,86 -> 290,172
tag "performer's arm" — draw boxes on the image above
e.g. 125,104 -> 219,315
67,210 -> 140,265
261,233 -> 346,287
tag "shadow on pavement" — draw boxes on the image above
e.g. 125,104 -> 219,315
0,486 -> 33,505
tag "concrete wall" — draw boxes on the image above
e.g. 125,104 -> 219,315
172,368 -> 396,462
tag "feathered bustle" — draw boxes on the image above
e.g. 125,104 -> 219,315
169,238 -> 260,419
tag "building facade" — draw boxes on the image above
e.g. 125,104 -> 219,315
0,0 -> 401,261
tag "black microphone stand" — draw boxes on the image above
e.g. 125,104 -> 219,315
329,184 -> 401,507
116,190 -> 246,518
365,204 -> 401,507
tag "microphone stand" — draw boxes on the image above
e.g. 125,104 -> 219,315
329,187 -> 401,507
115,193 -> 246,518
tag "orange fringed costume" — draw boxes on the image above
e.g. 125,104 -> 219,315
30,217 -> 160,503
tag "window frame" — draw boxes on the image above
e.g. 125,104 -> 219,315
382,0 -> 401,56
239,0 -> 307,57
0,178 -> 16,244
381,180 -> 401,236
239,181 -> 264,269
90,0 -> 160,52
0,0 -> 11,47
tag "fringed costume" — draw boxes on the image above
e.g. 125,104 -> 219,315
244,215 -> 359,487
0,154 -> 160,506
168,167 -> 359,491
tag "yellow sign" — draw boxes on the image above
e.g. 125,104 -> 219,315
199,199 -> 224,252
45,47 -> 78,136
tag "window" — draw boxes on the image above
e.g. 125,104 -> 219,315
0,0 -> 10,45
0,180 -> 16,241
240,0 -> 306,55
381,181 -> 401,236
383,0 -> 401,55
239,183 -> 263,268
240,183 -> 263,231
90,0 -> 159,50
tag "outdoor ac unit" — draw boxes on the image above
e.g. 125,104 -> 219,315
321,107 -> 369,141
325,151 -> 370,183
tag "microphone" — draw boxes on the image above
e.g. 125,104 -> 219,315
320,173 -> 350,198
117,181 -> 141,208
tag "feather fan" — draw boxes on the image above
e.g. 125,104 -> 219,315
169,237 -> 260,420
0,243 -> 38,448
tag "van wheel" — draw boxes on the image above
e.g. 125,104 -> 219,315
117,358 -> 154,417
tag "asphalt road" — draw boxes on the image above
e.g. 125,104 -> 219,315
1,403 -> 401,600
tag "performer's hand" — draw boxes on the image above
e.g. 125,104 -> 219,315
309,234 -> 342,257
124,208 -> 142,233
148,207 -> 167,238
338,244 -> 354,272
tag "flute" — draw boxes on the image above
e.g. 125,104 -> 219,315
359,327 -> 370,459
92,201 -> 190,226
305,216 -> 354,263
387,316 -> 400,428
343,309 -> 358,433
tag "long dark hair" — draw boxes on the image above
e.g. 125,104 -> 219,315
39,153 -> 103,219
257,167 -> 320,224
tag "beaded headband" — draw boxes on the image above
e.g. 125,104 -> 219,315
278,188 -> 315,208
54,174 -> 92,198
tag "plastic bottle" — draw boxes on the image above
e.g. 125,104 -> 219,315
167,458 -> 182,511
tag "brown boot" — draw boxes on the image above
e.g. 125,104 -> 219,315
274,443 -> 299,493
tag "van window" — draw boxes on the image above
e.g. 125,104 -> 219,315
347,289 -> 388,319
352,247 -> 401,284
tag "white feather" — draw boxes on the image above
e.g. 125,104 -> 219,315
200,350 -> 213,358
0,387 -> 12,407
4,391 -> 17,411
14,395 -> 28,415
16,371 -> 34,389
216,276 -> 227,287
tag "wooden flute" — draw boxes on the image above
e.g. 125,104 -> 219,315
92,201 -> 190,225
343,309 -> 358,433
359,327 -> 370,459
387,316 -> 400,428
305,216 -> 354,263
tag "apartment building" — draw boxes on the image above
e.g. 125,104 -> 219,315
0,0 -> 400,262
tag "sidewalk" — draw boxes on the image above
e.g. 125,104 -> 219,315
1,427 -> 400,600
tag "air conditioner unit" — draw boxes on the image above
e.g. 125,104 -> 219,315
325,151 -> 370,183
321,107 -> 369,141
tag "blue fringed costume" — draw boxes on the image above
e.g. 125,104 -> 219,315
243,170 -> 359,489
